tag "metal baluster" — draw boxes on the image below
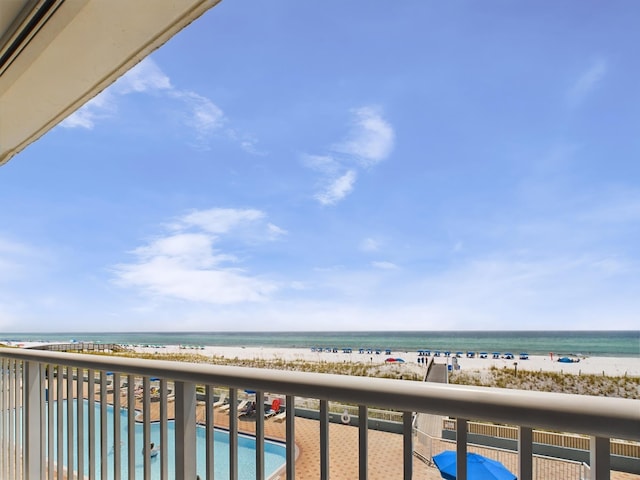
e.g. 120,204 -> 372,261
9,359 -> 14,480
40,364 -> 46,478
229,388 -> 238,480
590,436 -> 610,480
0,358 -> 6,480
403,411 -> 412,480
160,379 -> 168,480
519,426 -> 533,480
15,361 -> 21,480
255,390 -> 265,480
87,369 -> 95,480
77,368 -> 85,480
57,364 -> 63,480
456,418 -> 468,480
143,376 -> 150,480
205,385 -> 214,480
127,375 -> 135,480
113,372 -> 121,480
286,395 -> 295,480
319,399 -> 329,480
67,367 -> 74,479
359,405 -> 367,480
100,371 -> 108,480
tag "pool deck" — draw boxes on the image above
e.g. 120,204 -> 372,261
40,382 -> 640,480
96,388 -> 637,480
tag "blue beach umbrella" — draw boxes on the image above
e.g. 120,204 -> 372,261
432,451 -> 516,480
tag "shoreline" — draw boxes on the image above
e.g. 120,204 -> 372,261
126,344 -> 640,377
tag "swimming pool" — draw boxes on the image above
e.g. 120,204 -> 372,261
50,400 -> 286,479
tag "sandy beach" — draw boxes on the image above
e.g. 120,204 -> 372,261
125,344 -> 640,378
6,340 -> 639,377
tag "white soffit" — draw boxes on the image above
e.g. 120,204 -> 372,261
0,0 -> 222,166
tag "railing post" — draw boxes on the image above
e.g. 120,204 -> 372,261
255,390 -> 265,480
319,400 -> 329,480
24,360 -> 43,479
590,436 -> 610,480
403,411 -> 413,480
456,418 -> 468,480
113,372 -> 121,480
174,381 -> 197,480
229,387 -> 238,480
359,405 -> 367,480
205,385 -> 214,480
286,395 -> 295,480
519,426 -> 533,480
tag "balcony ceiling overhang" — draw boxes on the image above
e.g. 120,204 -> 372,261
0,0 -> 221,166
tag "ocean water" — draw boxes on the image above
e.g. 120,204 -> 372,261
2,331 -> 639,358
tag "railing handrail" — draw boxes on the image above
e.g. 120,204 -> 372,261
2,348 -> 639,441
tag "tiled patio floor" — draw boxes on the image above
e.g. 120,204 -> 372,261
44,383 -> 636,480
117,390 -> 638,480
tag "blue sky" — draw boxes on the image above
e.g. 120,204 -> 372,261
1,1 -> 638,331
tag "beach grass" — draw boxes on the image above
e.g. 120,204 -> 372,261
106,350 -> 639,399
449,365 -> 640,399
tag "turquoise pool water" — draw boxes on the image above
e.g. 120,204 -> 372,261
50,400 -> 286,479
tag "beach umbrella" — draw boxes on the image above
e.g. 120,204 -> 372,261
433,451 -> 516,480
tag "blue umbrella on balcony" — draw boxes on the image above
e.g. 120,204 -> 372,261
432,451 -> 516,480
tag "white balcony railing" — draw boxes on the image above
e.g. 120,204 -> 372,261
1,348 -> 639,480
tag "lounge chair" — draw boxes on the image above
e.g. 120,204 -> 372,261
221,399 -> 248,414
272,410 -> 286,423
265,398 -> 281,419
213,392 -> 227,408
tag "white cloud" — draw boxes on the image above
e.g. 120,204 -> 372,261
175,208 -> 265,234
115,58 -> 172,94
115,256 -> 274,304
171,90 -> 226,145
303,107 -> 394,206
371,261 -> 398,270
57,57 -> 263,152
315,170 -> 357,206
113,208 -> 280,304
62,58 -> 172,129
240,140 -> 264,155
568,58 -> 607,107
302,154 -> 340,174
60,90 -> 116,129
333,106 -> 395,166
132,233 -> 237,268
267,223 -> 288,238
361,237 -> 380,252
